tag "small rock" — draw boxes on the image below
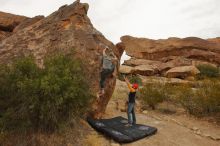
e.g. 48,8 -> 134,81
154,121 -> 160,124
192,127 -> 199,131
142,110 -> 148,114
195,130 -> 202,135
211,136 -> 220,141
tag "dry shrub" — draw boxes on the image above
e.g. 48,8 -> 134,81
179,80 -> 220,116
140,83 -> 171,110
140,80 -> 220,120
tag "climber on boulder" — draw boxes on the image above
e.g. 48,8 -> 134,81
124,76 -> 139,126
98,46 -> 117,97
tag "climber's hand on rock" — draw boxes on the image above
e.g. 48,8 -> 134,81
124,76 -> 128,81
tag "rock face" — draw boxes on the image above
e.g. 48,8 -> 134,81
0,12 -> 45,41
0,11 -> 27,32
0,30 -> 11,41
165,66 -> 200,79
118,35 -> 220,79
120,36 -> 220,65
133,64 -> 156,76
0,1 -> 123,118
119,64 -> 157,76
119,65 -> 134,74
13,15 -> 45,32
0,11 -> 28,41
139,76 -> 191,85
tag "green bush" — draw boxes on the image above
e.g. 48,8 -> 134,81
139,80 -> 220,117
118,73 -> 142,86
196,64 -> 219,79
117,72 -> 124,81
179,81 -> 220,116
140,83 -> 170,110
129,75 -> 143,86
0,54 -> 91,132
175,85 -> 197,114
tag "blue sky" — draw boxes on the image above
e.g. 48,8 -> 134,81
1,0 -> 220,62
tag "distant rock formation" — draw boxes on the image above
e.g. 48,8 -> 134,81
118,36 -> 220,79
0,1 -> 123,118
0,11 -> 27,31
0,11 -> 45,41
0,11 -> 27,40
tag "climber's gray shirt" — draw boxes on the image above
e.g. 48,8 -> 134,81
102,55 -> 114,70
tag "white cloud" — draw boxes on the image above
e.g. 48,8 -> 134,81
0,0 -> 73,16
82,0 -> 220,43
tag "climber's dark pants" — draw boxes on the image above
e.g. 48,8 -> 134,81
127,102 -> 136,125
100,68 -> 114,89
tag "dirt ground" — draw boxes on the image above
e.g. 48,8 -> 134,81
84,80 -> 220,146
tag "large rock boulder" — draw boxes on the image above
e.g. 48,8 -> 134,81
119,65 -> 134,74
133,65 -> 156,76
0,11 -> 27,32
123,58 -> 160,75
118,35 -> 220,79
120,36 -> 220,65
165,66 -> 200,79
124,58 -> 161,67
123,57 -> 193,75
0,1 -> 123,118
119,64 -> 157,75
0,11 -> 28,41
158,56 -> 192,75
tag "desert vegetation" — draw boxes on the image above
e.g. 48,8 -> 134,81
196,64 -> 220,79
139,79 -> 220,122
139,83 -> 170,110
0,54 -> 92,133
179,80 -> 220,117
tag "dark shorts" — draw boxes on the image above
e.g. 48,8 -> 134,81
100,68 -> 114,88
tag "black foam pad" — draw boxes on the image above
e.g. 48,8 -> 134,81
87,116 -> 157,143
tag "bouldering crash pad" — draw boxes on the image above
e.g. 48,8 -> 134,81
87,116 -> 157,143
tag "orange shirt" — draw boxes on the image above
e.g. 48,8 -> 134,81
125,80 -> 136,93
